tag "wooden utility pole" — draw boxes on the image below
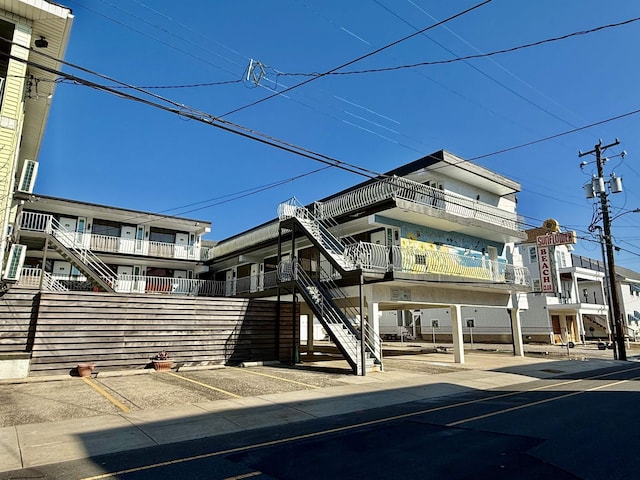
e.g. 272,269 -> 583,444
580,139 -> 626,360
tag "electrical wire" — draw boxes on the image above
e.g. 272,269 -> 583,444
277,16 -> 640,77
220,0 -> 492,117
11,36 -> 640,242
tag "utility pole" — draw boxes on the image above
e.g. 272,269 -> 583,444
579,139 -> 627,361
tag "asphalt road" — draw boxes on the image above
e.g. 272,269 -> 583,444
5,362 -> 639,480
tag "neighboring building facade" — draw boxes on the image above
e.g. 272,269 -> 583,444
420,221 -> 640,347
15,194 -> 211,293
204,150 -> 532,372
0,1 -> 73,278
517,222 -> 609,344
571,254 -> 640,341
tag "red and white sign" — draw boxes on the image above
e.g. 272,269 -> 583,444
537,246 -> 555,293
536,231 -> 576,247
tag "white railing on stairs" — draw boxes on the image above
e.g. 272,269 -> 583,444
19,211 -> 117,287
279,260 -> 382,373
279,197 -> 358,271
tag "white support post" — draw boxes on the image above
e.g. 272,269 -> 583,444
451,304 -> 465,364
370,301 -> 380,339
510,307 -> 525,357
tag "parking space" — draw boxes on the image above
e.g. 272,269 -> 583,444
0,363 -> 362,428
5,341 -> 622,429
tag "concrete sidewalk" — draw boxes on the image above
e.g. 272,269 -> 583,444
0,352 -> 624,473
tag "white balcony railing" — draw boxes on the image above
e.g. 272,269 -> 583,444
319,176 -> 523,232
20,212 -> 201,261
210,176 -> 523,261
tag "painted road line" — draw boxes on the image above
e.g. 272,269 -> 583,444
447,374 -> 640,427
224,471 -> 262,480
81,377 -> 130,413
166,371 -> 242,398
235,367 -> 319,389
80,365 -> 640,480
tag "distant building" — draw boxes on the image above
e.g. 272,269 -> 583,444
15,194 -> 211,293
419,221 -> 640,346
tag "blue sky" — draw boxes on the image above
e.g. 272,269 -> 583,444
37,0 -> 640,268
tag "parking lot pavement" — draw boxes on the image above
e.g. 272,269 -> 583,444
1,348 -> 632,473
0,364 -> 370,428
2,340 -> 635,429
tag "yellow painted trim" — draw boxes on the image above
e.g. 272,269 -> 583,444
81,377 -> 130,413
166,372 -> 241,398
224,471 -> 262,480
234,367 -> 319,389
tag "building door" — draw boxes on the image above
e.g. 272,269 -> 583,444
52,260 -> 71,280
175,233 -> 189,259
173,269 -> 187,294
76,217 -> 86,246
225,269 -> 235,296
116,265 -> 133,292
566,315 -> 576,342
551,315 -> 562,344
387,228 -> 401,270
58,217 -> 77,247
120,226 -> 136,254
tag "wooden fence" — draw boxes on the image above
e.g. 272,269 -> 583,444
1,290 -> 295,376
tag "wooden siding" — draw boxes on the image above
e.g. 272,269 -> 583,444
29,292 -> 296,375
0,288 -> 39,353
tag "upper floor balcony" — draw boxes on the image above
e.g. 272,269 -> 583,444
20,211 -> 205,262
209,175 -> 526,261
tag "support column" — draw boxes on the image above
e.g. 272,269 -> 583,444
451,304 -> 464,364
306,313 -> 314,354
510,307 -> 524,357
369,301 -> 380,339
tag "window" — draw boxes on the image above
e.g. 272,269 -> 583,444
528,247 -> 537,264
92,220 -> 121,237
533,279 -> 541,291
556,251 -> 567,268
149,227 -> 176,244
415,254 -> 426,265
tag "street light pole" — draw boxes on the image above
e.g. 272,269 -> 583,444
579,139 -> 627,361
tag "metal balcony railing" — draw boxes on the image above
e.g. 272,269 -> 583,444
210,176 -> 523,262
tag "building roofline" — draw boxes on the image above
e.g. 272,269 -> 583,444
26,193 -> 212,226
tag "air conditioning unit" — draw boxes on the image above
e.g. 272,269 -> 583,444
17,159 -> 38,193
3,244 -> 26,281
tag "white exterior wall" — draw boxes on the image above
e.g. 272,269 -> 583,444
619,282 -> 640,337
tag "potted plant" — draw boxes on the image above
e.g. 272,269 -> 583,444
76,362 -> 95,377
151,350 -> 174,371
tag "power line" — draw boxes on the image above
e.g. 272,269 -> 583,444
12,36 -> 640,239
220,0 -> 492,117
277,16 -> 640,77
65,0 -> 246,82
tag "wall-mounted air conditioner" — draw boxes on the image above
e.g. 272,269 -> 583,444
3,244 -> 26,281
17,159 -> 38,193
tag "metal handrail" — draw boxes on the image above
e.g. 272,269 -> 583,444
48,216 -> 117,286
278,260 -> 360,356
317,266 -> 383,363
278,197 -> 357,270
20,212 -> 118,286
